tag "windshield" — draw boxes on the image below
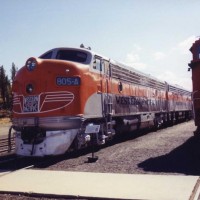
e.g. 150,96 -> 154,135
40,51 -> 53,59
56,50 -> 88,63
39,48 -> 92,64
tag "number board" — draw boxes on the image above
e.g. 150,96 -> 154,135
56,77 -> 80,86
23,95 -> 39,112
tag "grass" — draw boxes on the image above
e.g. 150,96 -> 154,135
0,109 -> 11,124
0,117 -> 11,124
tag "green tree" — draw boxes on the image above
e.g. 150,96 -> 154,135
5,76 -> 11,108
0,63 -> 17,110
11,62 -> 18,83
0,65 -> 6,105
0,66 -> 11,109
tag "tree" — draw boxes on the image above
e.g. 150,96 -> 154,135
11,62 -> 18,83
0,63 -> 17,110
0,65 -> 6,105
0,66 -> 11,109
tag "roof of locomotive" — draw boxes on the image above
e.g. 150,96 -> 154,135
39,47 -> 191,93
40,47 -> 164,81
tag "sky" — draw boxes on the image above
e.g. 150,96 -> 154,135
0,0 -> 200,91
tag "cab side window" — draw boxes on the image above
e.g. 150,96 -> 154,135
94,58 -> 101,71
93,57 -> 104,72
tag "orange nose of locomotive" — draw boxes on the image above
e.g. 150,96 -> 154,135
12,57 -> 81,118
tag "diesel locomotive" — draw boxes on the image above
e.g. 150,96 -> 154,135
12,46 -> 192,156
189,38 -> 200,135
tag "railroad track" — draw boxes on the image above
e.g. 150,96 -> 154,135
0,136 -> 15,155
0,145 -> 92,172
0,154 -> 63,174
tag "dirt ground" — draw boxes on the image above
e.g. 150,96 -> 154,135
0,118 -> 11,138
0,120 -> 200,199
0,118 -> 10,124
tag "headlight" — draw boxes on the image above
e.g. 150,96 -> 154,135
26,83 -> 34,94
26,58 -> 37,71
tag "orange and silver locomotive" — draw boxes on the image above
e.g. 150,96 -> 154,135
12,46 -> 192,156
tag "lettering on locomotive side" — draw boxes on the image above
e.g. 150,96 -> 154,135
115,96 -> 156,106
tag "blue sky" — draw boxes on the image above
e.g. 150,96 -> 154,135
0,0 -> 200,90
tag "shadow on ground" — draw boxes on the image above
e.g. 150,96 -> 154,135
138,136 -> 200,175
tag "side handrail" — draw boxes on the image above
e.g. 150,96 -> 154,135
8,125 -> 14,152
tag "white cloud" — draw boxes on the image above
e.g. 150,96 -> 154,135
153,52 -> 166,61
124,51 -> 147,70
126,52 -> 140,63
133,44 -> 142,52
179,35 -> 196,48
157,71 -> 175,82
122,39 -> 193,91
176,35 -> 196,55
157,71 -> 192,91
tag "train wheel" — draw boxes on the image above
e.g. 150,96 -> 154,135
153,118 -> 159,131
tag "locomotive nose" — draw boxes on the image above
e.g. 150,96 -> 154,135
13,57 -> 81,116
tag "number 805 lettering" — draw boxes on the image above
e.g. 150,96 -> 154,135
56,77 -> 80,86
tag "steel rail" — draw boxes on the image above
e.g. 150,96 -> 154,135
0,136 -> 15,154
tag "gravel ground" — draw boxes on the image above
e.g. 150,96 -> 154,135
1,120 -> 200,199
45,120 -> 199,175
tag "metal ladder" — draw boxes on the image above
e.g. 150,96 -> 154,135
105,94 -> 113,135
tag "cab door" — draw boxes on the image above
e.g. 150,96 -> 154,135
93,56 -> 112,119
101,60 -> 112,117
